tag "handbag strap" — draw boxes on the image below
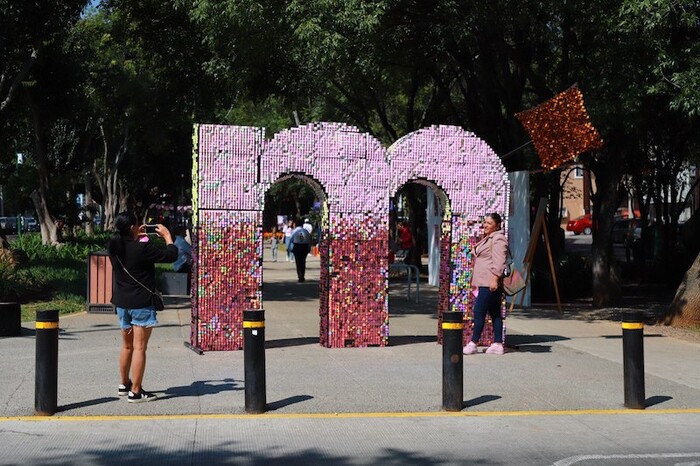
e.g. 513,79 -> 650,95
116,256 -> 156,296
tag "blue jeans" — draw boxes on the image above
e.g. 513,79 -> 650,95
285,236 -> 293,260
470,287 -> 503,344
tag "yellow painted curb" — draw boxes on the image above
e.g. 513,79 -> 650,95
2,408 -> 699,422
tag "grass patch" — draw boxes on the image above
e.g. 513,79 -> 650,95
21,297 -> 86,322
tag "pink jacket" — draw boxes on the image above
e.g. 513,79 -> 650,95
471,229 -> 508,287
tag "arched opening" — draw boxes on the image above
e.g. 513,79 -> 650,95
388,178 -> 451,344
261,173 -> 329,345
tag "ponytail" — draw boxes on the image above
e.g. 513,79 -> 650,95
107,211 -> 137,259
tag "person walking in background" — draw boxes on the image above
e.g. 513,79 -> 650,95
290,223 -> 312,282
270,226 -> 280,262
397,220 -> 413,264
108,212 -> 178,402
302,218 -> 313,234
172,225 -> 192,273
283,219 -> 295,262
463,212 -> 508,356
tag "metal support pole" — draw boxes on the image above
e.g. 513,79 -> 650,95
244,309 -> 266,414
35,310 -> 59,416
442,312 -> 464,411
622,310 -> 645,409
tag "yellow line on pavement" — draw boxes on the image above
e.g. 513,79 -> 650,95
2,408 -> 700,422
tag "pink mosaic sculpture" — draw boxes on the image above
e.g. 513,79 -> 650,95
191,122 -> 508,351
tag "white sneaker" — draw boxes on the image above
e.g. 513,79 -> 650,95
485,343 -> 504,355
463,341 -> 478,355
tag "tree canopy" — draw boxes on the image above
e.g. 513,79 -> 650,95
1,0 -> 699,314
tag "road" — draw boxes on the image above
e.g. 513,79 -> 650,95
565,232 -> 632,262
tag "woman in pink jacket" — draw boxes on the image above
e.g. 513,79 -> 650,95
464,212 -> 508,355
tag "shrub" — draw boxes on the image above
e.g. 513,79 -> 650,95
12,231 -> 110,262
0,260 -> 49,302
3,232 -> 110,307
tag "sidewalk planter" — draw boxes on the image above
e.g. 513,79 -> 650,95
87,251 -> 114,314
0,302 -> 21,336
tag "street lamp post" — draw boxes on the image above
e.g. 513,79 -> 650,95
16,151 -> 22,238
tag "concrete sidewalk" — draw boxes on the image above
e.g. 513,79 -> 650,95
2,254 -> 700,465
1,253 -> 699,418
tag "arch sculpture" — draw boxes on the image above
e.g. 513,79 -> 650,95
191,122 -> 509,351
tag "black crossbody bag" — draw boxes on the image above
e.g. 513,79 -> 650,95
116,256 -> 165,311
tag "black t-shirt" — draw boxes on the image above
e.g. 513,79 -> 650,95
109,239 -> 178,309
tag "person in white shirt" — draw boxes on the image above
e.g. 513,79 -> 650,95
302,219 -> 313,234
289,225 -> 312,282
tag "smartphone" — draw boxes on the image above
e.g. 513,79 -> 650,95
144,224 -> 158,234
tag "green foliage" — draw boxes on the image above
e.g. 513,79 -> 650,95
11,232 -> 109,261
0,260 -> 48,303
1,232 -> 110,312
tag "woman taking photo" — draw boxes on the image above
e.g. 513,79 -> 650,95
464,212 -> 508,355
108,212 -> 177,402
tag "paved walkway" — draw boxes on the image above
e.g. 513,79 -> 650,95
1,253 -> 699,464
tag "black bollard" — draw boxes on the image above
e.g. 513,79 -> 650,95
35,310 -> 59,416
442,312 -> 464,411
244,309 -> 266,414
622,310 -> 645,409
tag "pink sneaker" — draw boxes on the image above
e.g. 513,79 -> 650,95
463,341 -> 478,355
485,343 -> 504,355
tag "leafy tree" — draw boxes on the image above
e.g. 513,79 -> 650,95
0,1 -> 85,114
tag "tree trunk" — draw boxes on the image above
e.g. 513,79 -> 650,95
590,155 -> 623,307
662,251 -> 700,327
30,190 -> 59,245
94,124 -> 128,232
27,88 -> 59,245
83,173 -> 95,236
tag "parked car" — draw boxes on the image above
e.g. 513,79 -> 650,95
23,217 -> 39,232
612,218 -> 641,245
566,214 -> 593,235
0,216 -> 18,234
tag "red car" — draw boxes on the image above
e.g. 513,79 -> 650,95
566,214 -> 593,235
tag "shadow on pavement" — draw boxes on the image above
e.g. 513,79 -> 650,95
466,394 -> 501,408
80,441 -> 451,465
267,395 -> 314,410
267,337 -> 319,348
645,395 -> 673,407
388,335 -> 436,346
507,334 -> 569,344
262,281 -> 320,302
160,379 -> 242,400
506,334 -> 569,353
58,397 -> 119,412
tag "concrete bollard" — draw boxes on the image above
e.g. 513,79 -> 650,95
622,310 -> 645,409
35,310 -> 59,416
442,312 -> 464,411
244,309 -> 266,414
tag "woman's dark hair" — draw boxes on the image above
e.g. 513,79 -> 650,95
107,211 -> 138,258
487,212 -> 502,228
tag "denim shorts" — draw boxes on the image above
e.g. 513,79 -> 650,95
116,306 -> 158,330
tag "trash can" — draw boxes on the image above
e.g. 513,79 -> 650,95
160,272 -> 190,296
0,302 -> 21,336
87,251 -> 114,314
